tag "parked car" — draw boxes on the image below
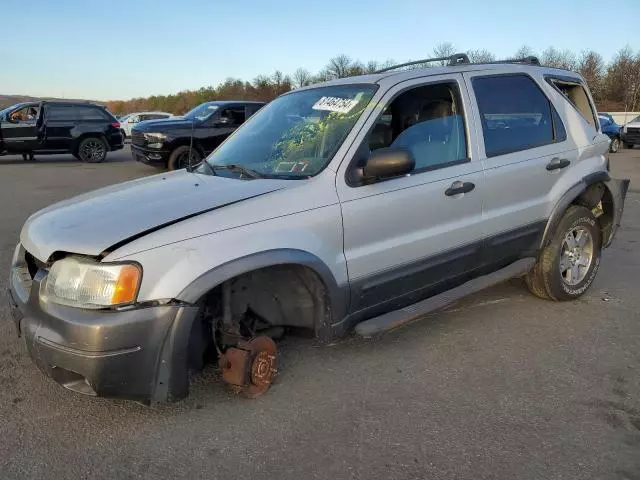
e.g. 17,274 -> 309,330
0,101 -> 123,162
598,114 -> 622,152
9,55 -> 629,404
622,114 -> 640,148
120,111 -> 173,139
130,101 -> 264,170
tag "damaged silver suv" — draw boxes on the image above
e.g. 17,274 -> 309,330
9,54 -> 629,404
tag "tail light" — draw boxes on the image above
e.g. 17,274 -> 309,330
111,122 -> 121,128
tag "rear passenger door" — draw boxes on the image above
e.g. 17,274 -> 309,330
42,104 -> 77,151
337,74 -> 485,315
463,72 -> 577,266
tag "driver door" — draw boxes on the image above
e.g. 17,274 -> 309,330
336,74 -> 485,316
2,104 -> 42,153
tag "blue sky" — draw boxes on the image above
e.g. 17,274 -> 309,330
1,0 -> 638,100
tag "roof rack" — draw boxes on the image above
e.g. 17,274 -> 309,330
374,53 -> 470,73
374,53 -> 541,73
479,56 -> 541,66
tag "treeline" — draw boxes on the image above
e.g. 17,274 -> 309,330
106,43 -> 640,115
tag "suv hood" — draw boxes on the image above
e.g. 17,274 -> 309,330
21,170 -> 283,262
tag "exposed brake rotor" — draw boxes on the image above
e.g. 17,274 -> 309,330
219,336 -> 277,398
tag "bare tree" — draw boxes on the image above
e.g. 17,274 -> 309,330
326,54 -> 354,79
292,68 -> 312,88
605,46 -> 640,112
577,50 -> 605,100
467,49 -> 495,63
433,42 -> 456,65
541,47 -> 577,70
364,60 -> 380,74
514,45 -> 535,59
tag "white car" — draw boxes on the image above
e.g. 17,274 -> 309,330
120,111 -> 173,139
622,114 -> 640,148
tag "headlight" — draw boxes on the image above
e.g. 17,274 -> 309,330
40,257 -> 142,309
143,132 -> 167,148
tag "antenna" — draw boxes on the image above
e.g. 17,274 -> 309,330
187,118 -> 195,172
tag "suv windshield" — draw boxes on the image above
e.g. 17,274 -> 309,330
199,85 -> 377,179
184,103 -> 219,122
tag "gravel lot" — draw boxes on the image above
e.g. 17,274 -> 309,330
0,147 -> 639,480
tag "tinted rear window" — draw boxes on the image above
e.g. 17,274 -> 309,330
74,106 -> 110,121
47,105 -> 77,121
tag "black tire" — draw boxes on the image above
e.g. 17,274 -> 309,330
525,205 -> 601,301
623,142 -> 633,149
609,136 -> 620,153
167,145 -> 201,171
77,136 -> 108,163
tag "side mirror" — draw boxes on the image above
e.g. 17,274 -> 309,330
356,147 -> 415,185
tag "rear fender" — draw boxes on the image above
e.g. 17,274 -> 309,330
541,172 -> 630,248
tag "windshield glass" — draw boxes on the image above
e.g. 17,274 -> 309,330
632,115 -> 640,123
184,103 -> 219,121
199,85 -> 377,179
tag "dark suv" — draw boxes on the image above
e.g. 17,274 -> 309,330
131,100 -> 264,170
0,101 -> 123,162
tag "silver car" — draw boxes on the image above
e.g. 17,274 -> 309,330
120,111 -> 173,139
9,54 -> 629,404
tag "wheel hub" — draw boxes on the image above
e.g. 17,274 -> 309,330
560,226 -> 594,285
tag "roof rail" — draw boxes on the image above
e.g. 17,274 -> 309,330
478,56 -> 541,66
373,53 -> 544,74
374,53 -> 470,73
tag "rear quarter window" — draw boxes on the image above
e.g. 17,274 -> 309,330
74,106 -> 111,121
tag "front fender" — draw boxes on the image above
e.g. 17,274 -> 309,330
176,248 -> 348,321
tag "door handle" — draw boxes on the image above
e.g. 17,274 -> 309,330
546,157 -> 571,171
445,181 -> 475,197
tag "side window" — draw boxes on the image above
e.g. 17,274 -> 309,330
74,106 -> 109,121
220,107 -> 246,126
366,82 -> 468,172
473,74 -> 560,157
549,79 -> 598,129
246,104 -> 263,117
9,105 -> 39,122
46,105 -> 76,121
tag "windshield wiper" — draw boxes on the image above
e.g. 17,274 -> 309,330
212,164 -> 264,179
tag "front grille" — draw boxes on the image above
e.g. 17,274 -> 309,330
131,131 -> 146,146
626,127 -> 640,142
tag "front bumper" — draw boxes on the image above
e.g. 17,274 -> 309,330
8,254 -> 198,404
131,145 -> 169,166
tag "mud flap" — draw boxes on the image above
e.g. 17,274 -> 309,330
603,178 -> 631,248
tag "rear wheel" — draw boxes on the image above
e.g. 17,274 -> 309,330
77,136 -> 107,163
610,137 -> 620,153
168,145 -> 201,171
525,205 -> 601,301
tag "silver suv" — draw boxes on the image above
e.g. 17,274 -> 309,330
8,54 -> 630,404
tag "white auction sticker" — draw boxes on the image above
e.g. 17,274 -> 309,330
312,96 -> 359,113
